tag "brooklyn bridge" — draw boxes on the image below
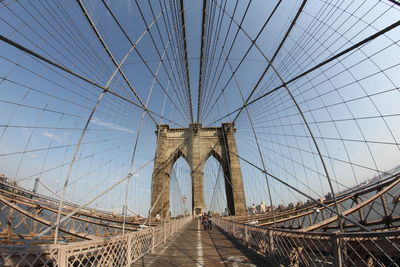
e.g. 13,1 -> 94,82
0,0 -> 400,266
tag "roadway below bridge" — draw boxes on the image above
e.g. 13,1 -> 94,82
133,219 -> 274,266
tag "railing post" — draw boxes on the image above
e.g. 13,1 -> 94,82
244,224 -> 249,243
268,230 -> 274,253
127,235 -> 132,265
235,223 -> 238,237
332,233 -> 342,267
152,227 -> 155,253
58,245 -> 67,267
164,223 -> 167,243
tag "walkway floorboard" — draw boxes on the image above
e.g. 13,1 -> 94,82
133,219 -> 275,266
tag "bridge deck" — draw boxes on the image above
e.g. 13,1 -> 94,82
133,219 -> 274,266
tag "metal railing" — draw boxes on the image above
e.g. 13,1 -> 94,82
0,179 -> 159,242
213,217 -> 400,266
0,216 -> 192,267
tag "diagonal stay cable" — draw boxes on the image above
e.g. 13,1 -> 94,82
0,34 -> 184,127
197,0 -> 208,123
202,0 -> 283,122
165,0 -> 192,116
209,18 -> 400,125
209,14 -> 397,228
202,0 -> 252,122
201,0 -> 238,120
233,20 -> 400,122
232,0 -> 308,122
179,0 -> 194,123
101,0 -> 191,123
118,13 -> 185,231
75,0 -> 160,124
201,0 -> 226,119
211,31 -> 278,224
148,0 -> 193,118
154,0 -> 192,116
198,0 -> 218,124
232,151 -> 373,232
36,158 -> 154,239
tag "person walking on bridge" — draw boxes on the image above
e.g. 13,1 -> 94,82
201,212 -> 212,230
207,212 -> 213,230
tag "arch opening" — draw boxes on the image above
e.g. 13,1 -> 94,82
203,155 -> 230,215
169,156 -> 192,217
150,124 -> 246,218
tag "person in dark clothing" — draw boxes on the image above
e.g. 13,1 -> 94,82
201,213 -> 208,230
201,212 -> 212,230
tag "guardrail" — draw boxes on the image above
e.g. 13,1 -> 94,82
213,217 -> 400,266
0,216 -> 192,266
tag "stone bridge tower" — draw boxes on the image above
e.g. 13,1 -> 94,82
150,123 -> 246,217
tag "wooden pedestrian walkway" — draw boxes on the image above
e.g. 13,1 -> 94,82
133,219 -> 274,266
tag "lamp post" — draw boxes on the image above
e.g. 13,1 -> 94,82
182,195 -> 187,216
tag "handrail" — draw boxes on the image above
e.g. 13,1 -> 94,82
0,216 -> 192,266
213,217 -> 400,266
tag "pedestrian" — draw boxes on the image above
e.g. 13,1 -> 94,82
207,212 -> 212,230
202,213 -> 209,230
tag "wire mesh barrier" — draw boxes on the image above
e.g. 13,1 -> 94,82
0,0 -> 400,266
0,216 -> 191,267
225,173 -> 400,233
213,217 -> 400,266
0,179 -> 154,243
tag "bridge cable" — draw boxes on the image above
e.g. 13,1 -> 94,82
178,0 -> 194,123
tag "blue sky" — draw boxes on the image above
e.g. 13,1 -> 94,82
0,0 -> 400,216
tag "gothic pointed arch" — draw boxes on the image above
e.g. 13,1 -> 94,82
150,123 -> 246,217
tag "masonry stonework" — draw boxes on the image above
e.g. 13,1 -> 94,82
150,123 -> 246,218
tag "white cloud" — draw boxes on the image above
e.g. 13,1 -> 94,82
43,131 -> 63,142
27,153 -> 38,159
91,117 -> 135,134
